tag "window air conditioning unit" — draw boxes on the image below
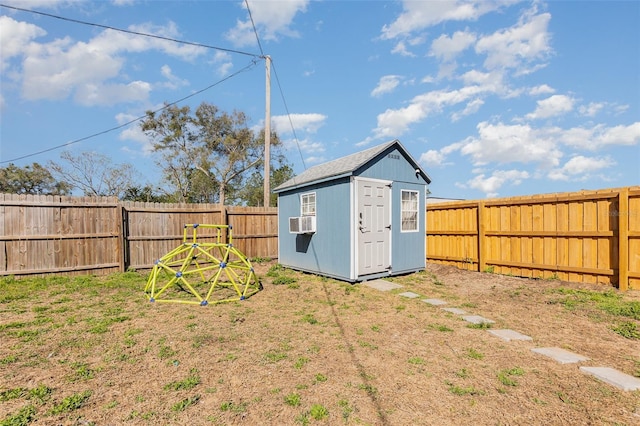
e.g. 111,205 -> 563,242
289,216 -> 316,234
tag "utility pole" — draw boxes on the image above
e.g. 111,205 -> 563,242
263,55 -> 271,208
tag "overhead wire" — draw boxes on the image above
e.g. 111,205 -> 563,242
0,3 -> 259,58
2,1 -> 308,172
243,0 -> 307,171
270,61 -> 307,170
1,59 -> 260,164
0,3 -> 263,164
244,0 -> 265,57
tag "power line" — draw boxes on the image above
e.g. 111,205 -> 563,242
2,2 -> 308,173
1,59 -> 260,164
241,1 -> 306,171
271,60 -> 307,171
244,0 -> 265,58
0,3 -> 260,59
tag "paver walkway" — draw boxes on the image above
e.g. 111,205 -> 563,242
360,278 -> 638,392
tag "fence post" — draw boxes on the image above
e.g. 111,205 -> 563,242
619,187 -> 629,291
117,202 -> 125,272
477,201 -> 485,273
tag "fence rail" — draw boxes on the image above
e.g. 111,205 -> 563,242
426,186 -> 640,290
2,186 -> 638,290
0,194 -> 278,277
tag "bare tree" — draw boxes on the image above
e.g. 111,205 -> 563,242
49,151 -> 138,199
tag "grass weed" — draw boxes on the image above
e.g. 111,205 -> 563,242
164,369 -> 200,391
172,395 -> 200,412
49,390 -> 92,414
309,403 -> 329,420
498,367 -> 525,387
0,404 -> 36,426
284,393 -> 301,406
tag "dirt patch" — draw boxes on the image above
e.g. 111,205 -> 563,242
1,262 -> 639,425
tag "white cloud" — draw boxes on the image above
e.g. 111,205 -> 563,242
371,75 -> 402,97
92,23 -> 205,60
74,80 -> 151,106
526,94 -> 574,120
116,112 -> 153,153
391,41 -> 415,57
225,0 -> 309,47
558,122 -> 640,150
271,113 -> 327,135
6,17 -> 207,106
475,10 -> 552,72
419,141 -> 463,167
373,84 -> 495,138
459,121 -> 563,167
578,102 -> 605,117
381,0 -> 513,40
529,84 -> 555,96
548,155 -> 615,181
159,65 -> 188,90
463,169 -> 529,197
420,150 -> 446,168
296,138 -> 325,154
451,98 -> 484,121
0,16 -> 46,71
211,51 -> 233,76
429,30 -> 476,62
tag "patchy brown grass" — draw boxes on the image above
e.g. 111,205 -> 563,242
1,261 -> 639,425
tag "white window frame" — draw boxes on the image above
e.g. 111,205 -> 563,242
300,192 -> 316,216
401,190 -> 419,232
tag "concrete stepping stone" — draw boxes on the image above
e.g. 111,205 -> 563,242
442,307 -> 467,315
399,291 -> 420,298
488,329 -> 533,342
363,279 -> 403,291
580,366 -> 640,391
531,347 -> 589,364
422,298 -> 447,306
463,315 -> 495,325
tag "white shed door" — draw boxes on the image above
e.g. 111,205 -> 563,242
356,178 -> 391,276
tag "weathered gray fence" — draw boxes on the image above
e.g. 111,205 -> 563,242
0,194 -> 277,277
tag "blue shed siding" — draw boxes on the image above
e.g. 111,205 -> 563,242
358,147 -> 425,184
390,182 -> 426,273
277,178 -> 352,279
359,147 -> 427,274
276,140 -> 429,282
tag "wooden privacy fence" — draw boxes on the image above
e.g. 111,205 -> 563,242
123,202 -> 278,271
0,194 -> 278,277
426,186 -> 640,291
2,187 -> 639,290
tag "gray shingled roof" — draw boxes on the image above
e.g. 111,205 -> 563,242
274,139 -> 430,192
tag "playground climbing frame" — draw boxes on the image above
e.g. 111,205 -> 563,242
144,224 -> 261,305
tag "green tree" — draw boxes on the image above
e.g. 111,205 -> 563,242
48,151 -> 138,199
0,163 -> 71,195
122,185 -> 174,203
238,163 -> 294,207
141,102 -> 287,205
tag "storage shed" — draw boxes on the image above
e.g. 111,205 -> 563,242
273,139 -> 431,282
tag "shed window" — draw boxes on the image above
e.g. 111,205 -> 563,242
301,192 -> 316,216
401,190 -> 419,232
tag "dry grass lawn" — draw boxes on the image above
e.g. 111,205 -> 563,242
1,261 -> 640,425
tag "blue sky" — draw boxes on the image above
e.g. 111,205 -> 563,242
1,0 -> 639,200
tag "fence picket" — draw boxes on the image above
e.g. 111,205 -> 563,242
1,186 -> 638,290
426,186 -> 639,290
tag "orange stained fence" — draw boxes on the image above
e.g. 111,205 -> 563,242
426,186 -> 640,291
